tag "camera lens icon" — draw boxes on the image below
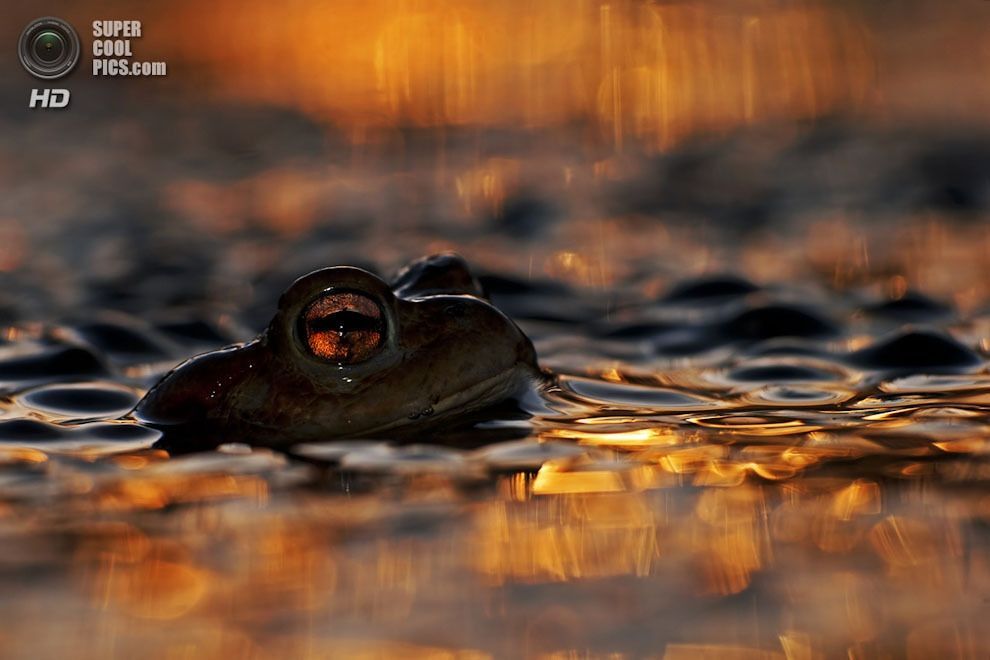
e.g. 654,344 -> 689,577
19,17 -> 80,80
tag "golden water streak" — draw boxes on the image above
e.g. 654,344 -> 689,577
146,0 -> 874,148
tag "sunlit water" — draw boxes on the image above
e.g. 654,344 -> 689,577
0,104 -> 988,658
1,0 -> 990,655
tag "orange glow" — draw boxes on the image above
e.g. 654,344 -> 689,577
543,426 -> 680,448
142,0 -> 874,149
473,494 -> 662,583
663,645 -> 785,660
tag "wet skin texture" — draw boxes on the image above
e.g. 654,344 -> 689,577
134,254 -> 541,450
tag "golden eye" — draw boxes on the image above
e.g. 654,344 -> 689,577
299,291 -> 384,364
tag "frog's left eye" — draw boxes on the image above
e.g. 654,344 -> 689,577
298,291 -> 385,364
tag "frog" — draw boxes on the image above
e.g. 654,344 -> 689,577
133,253 -> 542,450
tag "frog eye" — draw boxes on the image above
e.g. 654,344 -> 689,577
298,291 -> 385,364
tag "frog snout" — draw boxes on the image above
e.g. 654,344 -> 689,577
132,345 -> 255,427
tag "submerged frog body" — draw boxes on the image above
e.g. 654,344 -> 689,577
134,254 -> 541,449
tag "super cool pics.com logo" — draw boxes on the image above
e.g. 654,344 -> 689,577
19,17 -> 167,109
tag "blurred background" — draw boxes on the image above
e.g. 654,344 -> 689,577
0,0 -> 988,326
6,0 -> 989,135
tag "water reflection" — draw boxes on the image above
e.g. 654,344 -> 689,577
11,442 -> 984,657
0,298 -> 986,656
0,269 -> 989,658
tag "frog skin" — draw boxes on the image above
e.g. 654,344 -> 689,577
133,254 -> 542,449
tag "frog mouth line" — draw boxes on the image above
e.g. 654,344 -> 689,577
352,363 -> 540,439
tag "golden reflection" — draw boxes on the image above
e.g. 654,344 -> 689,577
140,0 -> 874,149
663,644 -> 785,660
653,444 -> 727,474
474,493 -> 662,583
542,426 -> 680,448
82,539 -> 210,620
829,480 -> 881,520
96,473 -> 269,511
691,415 -> 821,436
868,516 -> 946,569
0,446 -> 48,464
0,431 -> 983,657
264,640 -> 494,659
454,159 -> 518,217
532,457 -> 665,495
111,449 -> 170,470
907,620 -> 989,660
545,251 -> 611,288
693,488 -> 764,594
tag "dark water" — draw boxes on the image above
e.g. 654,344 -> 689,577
1,88 -> 990,657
